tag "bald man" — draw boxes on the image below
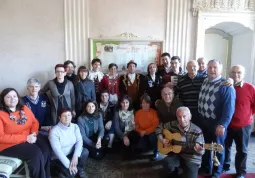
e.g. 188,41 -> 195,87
155,87 -> 182,123
174,60 -> 205,127
223,65 -> 255,178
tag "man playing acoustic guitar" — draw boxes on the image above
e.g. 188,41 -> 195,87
155,106 -> 204,178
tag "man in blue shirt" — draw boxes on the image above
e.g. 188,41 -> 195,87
198,59 -> 236,178
23,78 -> 52,132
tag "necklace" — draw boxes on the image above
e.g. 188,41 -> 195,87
9,109 -> 28,125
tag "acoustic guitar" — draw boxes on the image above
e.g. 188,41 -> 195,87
158,129 -> 224,155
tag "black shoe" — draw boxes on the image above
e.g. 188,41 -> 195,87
222,164 -> 230,173
251,131 -> 255,136
59,173 -> 68,178
198,167 -> 210,175
222,167 -> 230,173
151,152 -> 159,161
78,170 -> 88,178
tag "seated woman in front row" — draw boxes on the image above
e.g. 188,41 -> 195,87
113,95 -> 136,159
0,88 -> 51,178
77,100 -> 108,160
134,94 -> 159,160
49,108 -> 88,178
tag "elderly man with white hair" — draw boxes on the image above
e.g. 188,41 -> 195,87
197,57 -> 208,78
22,78 -> 52,132
174,60 -> 205,126
155,106 -> 204,178
223,65 -> 255,178
198,59 -> 236,178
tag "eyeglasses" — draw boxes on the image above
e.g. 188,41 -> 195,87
56,71 -> 65,74
231,71 -> 242,75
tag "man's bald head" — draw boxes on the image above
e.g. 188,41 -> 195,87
186,60 -> 198,76
230,65 -> 245,83
161,87 -> 174,104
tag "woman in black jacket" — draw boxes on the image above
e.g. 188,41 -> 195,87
144,63 -> 163,108
77,100 -> 107,160
74,66 -> 96,117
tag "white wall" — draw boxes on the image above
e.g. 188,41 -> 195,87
89,0 -> 166,40
0,0 -> 64,95
0,0 -> 254,95
66,0 -> 196,69
204,33 -> 228,77
231,32 -> 254,83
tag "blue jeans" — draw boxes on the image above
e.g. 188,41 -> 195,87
224,124 -> 252,176
200,117 -> 227,177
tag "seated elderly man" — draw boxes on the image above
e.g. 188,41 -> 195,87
22,78 -> 52,133
155,107 -> 205,178
155,87 -> 182,123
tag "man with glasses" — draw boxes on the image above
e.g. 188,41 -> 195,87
223,65 -> 255,178
40,64 -> 76,124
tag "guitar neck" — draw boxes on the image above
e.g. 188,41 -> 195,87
171,140 -> 186,147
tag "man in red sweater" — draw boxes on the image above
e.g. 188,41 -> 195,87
223,65 -> 255,178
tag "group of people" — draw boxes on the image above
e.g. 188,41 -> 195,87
0,52 -> 254,178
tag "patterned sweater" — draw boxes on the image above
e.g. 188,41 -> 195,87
198,77 -> 236,128
155,120 -> 204,165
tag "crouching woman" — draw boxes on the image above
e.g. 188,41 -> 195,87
49,108 -> 88,178
77,100 -> 108,160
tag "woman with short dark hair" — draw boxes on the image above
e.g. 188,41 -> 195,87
49,108 -> 88,178
101,63 -> 120,104
134,94 -> 159,160
40,64 -> 75,124
0,88 -> 51,178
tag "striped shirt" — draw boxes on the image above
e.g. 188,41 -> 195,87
174,74 -> 205,110
155,120 -> 204,165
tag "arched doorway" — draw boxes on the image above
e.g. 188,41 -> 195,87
195,12 -> 255,83
204,22 -> 253,80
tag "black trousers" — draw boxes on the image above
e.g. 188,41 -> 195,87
0,134 -> 51,178
51,148 -> 88,177
84,134 -> 109,160
163,154 -> 199,178
131,131 -> 158,153
224,124 -> 252,176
